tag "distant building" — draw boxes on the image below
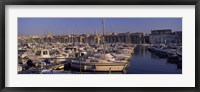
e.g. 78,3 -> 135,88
18,31 -> 152,45
144,34 -> 150,44
149,29 -> 182,44
104,32 -> 149,44
174,31 -> 182,44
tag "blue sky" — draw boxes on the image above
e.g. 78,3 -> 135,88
18,18 -> 182,36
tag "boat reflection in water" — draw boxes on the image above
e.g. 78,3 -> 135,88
125,45 -> 182,74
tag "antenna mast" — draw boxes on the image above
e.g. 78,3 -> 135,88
102,18 -> 106,56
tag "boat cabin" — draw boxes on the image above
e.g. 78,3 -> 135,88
65,46 -> 78,52
35,49 -> 51,58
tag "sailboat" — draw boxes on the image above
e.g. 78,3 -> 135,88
70,18 -> 128,72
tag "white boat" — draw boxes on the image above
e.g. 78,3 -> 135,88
71,53 -> 128,72
71,19 -> 129,72
71,61 -> 127,72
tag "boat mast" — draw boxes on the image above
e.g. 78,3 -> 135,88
102,18 -> 106,57
69,31 -> 71,43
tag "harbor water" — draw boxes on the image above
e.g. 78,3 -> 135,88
125,45 -> 182,74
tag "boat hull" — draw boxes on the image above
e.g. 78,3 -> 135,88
71,62 -> 127,72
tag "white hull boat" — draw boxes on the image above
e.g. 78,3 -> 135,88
71,62 -> 127,72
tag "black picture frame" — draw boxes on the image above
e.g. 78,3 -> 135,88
0,0 -> 199,92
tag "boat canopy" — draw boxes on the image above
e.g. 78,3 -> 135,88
43,59 -> 51,64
